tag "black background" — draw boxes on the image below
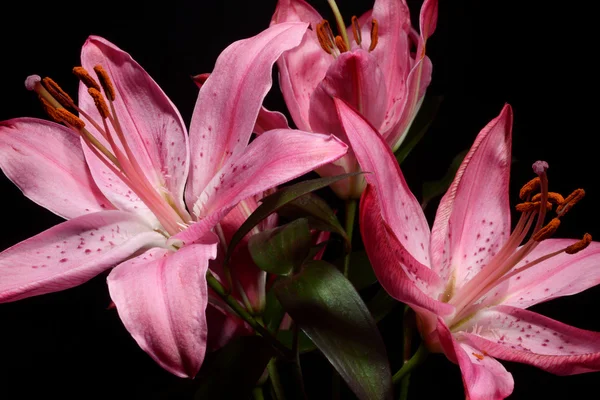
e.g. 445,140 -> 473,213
1,0 -> 599,398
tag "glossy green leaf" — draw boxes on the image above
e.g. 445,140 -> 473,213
263,288 -> 285,333
395,95 -> 443,165
348,250 -> 377,291
274,261 -> 393,400
194,336 -> 274,399
249,218 -> 312,275
277,192 -> 349,249
226,173 -> 361,266
421,149 -> 468,210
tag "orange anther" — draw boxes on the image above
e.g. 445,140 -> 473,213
73,66 -> 101,91
351,16 -> 362,45
93,65 -> 116,100
532,218 -> 561,242
519,177 -> 541,200
42,77 -> 75,109
369,19 -> 379,51
532,192 -> 564,205
88,88 -> 110,119
565,233 -> 593,254
557,189 -> 585,216
54,108 -> 85,130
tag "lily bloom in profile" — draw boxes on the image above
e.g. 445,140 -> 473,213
336,99 -> 600,399
0,25 -> 347,379
270,0 -> 438,198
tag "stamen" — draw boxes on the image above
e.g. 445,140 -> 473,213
519,177 -> 540,200
94,65 -> 116,100
316,20 -> 337,55
335,35 -> 348,52
42,78 -> 76,109
557,189 -> 585,216
472,352 -> 485,361
54,108 -> 85,130
369,19 -> 379,51
326,0 -> 351,51
532,192 -> 564,205
351,16 -> 362,45
88,88 -> 110,119
73,66 -> 101,91
532,218 -> 561,242
38,96 -> 62,123
565,233 -> 593,254
516,201 -> 552,213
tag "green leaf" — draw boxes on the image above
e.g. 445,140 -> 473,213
194,336 -> 275,399
263,288 -> 285,333
249,218 -> 312,275
421,149 -> 468,210
226,173 -> 361,266
277,192 -> 350,250
274,261 -> 393,400
394,95 -> 443,165
348,250 -> 377,291
276,329 -> 317,353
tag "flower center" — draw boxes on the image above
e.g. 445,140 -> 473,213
25,70 -> 188,237
315,0 -> 379,57
446,161 -> 592,328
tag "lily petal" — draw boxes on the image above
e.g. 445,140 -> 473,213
360,184 -> 452,315
430,105 -> 513,291
80,36 -> 190,219
309,49 -> 387,140
271,0 -> 332,132
186,22 -> 308,207
437,318 -> 514,400
461,305 -> 600,375
176,130 -> 347,244
107,235 -> 219,378
0,118 -> 113,219
335,98 -> 430,265
482,239 -> 600,309
0,211 -> 164,303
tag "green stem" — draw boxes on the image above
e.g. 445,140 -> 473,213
252,387 -> 265,400
206,271 -> 292,358
343,199 -> 357,277
268,358 -> 287,400
399,374 -> 410,400
392,344 -> 429,384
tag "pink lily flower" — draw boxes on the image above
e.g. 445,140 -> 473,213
335,99 -> 600,399
270,0 -> 438,198
0,26 -> 347,379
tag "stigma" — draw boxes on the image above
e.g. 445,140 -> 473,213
25,69 -> 188,237
447,161 -> 592,326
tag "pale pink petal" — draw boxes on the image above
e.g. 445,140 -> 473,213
205,304 -> 252,351
186,22 -> 308,208
107,236 -> 219,378
0,211 -> 164,303
480,239 -> 600,309
370,0 -> 412,118
253,107 -> 290,135
80,36 -> 190,219
272,0 -> 332,132
335,99 -> 430,265
176,130 -> 347,244
309,49 -> 387,140
430,105 -> 513,290
360,185 -> 452,315
0,118 -> 113,219
192,74 -> 289,135
437,318 -> 514,400
460,305 -> 600,375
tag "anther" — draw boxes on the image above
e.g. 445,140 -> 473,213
93,65 -> 116,101
516,201 -> 552,213
472,352 -> 485,361
316,20 -> 336,55
519,177 -> 541,200
38,96 -> 61,123
532,218 -> 561,242
369,19 -> 379,51
351,16 -> 362,45
54,108 -> 85,130
73,67 -> 101,91
42,78 -> 75,109
335,35 -> 348,52
565,233 -> 593,254
88,88 -> 110,119
556,189 -> 585,216
532,192 -> 564,205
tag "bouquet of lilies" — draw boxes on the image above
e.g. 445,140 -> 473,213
1,1 -> 599,399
